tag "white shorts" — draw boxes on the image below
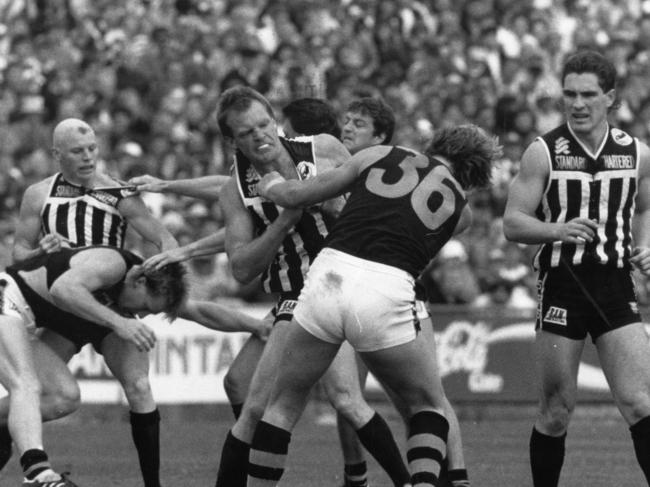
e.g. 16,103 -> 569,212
294,248 -> 418,352
0,273 -> 37,334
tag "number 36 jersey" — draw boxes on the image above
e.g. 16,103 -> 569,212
325,146 -> 467,279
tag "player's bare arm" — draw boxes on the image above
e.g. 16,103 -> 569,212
48,248 -> 156,351
118,194 -> 178,255
503,140 -> 597,245
129,174 -> 231,201
258,145 -> 387,208
179,300 -> 271,340
631,141 -> 650,274
221,178 -> 302,284
143,228 -> 226,271
12,178 -> 69,263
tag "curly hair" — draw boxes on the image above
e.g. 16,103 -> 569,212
144,262 -> 188,320
424,124 -> 501,190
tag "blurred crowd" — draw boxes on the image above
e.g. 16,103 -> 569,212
1,0 -> 650,306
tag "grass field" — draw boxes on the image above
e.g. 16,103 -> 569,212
0,401 -> 644,486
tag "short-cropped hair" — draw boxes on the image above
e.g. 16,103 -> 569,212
216,86 -> 275,138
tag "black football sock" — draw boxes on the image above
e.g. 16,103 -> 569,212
20,448 -> 52,480
344,460 -> 369,486
530,427 -> 565,487
407,410 -> 449,487
215,429 -> 250,487
247,420 -> 291,486
356,412 -> 410,486
0,424 -> 13,470
630,415 -> 650,483
130,409 -> 161,487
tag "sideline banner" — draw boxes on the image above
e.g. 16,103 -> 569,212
65,304 -> 645,404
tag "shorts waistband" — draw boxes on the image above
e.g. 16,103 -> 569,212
320,248 -> 415,284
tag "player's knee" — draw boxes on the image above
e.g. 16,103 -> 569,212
120,374 -> 153,403
46,382 -> 80,420
223,367 -> 245,401
541,399 -> 573,433
328,388 -> 367,424
616,390 -> 650,424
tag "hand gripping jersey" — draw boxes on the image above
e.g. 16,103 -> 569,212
5,246 -> 142,332
233,136 -> 331,293
535,124 -> 639,271
41,173 -> 138,248
325,146 -> 467,278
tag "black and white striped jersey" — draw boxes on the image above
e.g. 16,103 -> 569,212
233,136 -> 330,293
41,173 -> 136,248
534,123 -> 639,271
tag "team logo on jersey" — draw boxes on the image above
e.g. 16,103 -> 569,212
54,185 -> 84,198
544,306 -> 567,326
611,128 -> 633,146
277,299 -> 298,316
244,166 -> 260,197
555,137 -> 570,155
89,190 -> 118,206
296,161 -> 316,180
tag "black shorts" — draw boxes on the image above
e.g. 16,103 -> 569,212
270,292 -> 300,325
536,265 -> 640,341
40,318 -> 111,353
14,273 -> 112,353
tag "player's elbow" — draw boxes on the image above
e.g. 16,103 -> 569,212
502,214 -> 522,242
230,259 -> 257,285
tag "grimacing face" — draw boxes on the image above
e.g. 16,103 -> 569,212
341,111 -> 384,154
226,100 -> 282,166
562,72 -> 614,136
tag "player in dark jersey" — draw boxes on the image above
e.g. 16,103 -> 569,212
0,245 -> 186,486
503,50 -> 650,486
214,87 -> 410,487
250,124 -> 498,486
338,97 -> 471,487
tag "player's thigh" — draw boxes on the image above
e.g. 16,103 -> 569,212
100,332 -> 150,382
30,336 -> 79,399
596,323 -> 650,419
360,335 -> 445,414
321,342 -> 363,401
535,330 -> 584,405
267,320 -> 341,408
243,319 -> 293,405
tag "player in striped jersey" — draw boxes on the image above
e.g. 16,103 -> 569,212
7,119 -> 180,487
250,123 -> 497,487
213,87 -> 409,487
504,50 -> 650,486
8,118 -> 269,486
